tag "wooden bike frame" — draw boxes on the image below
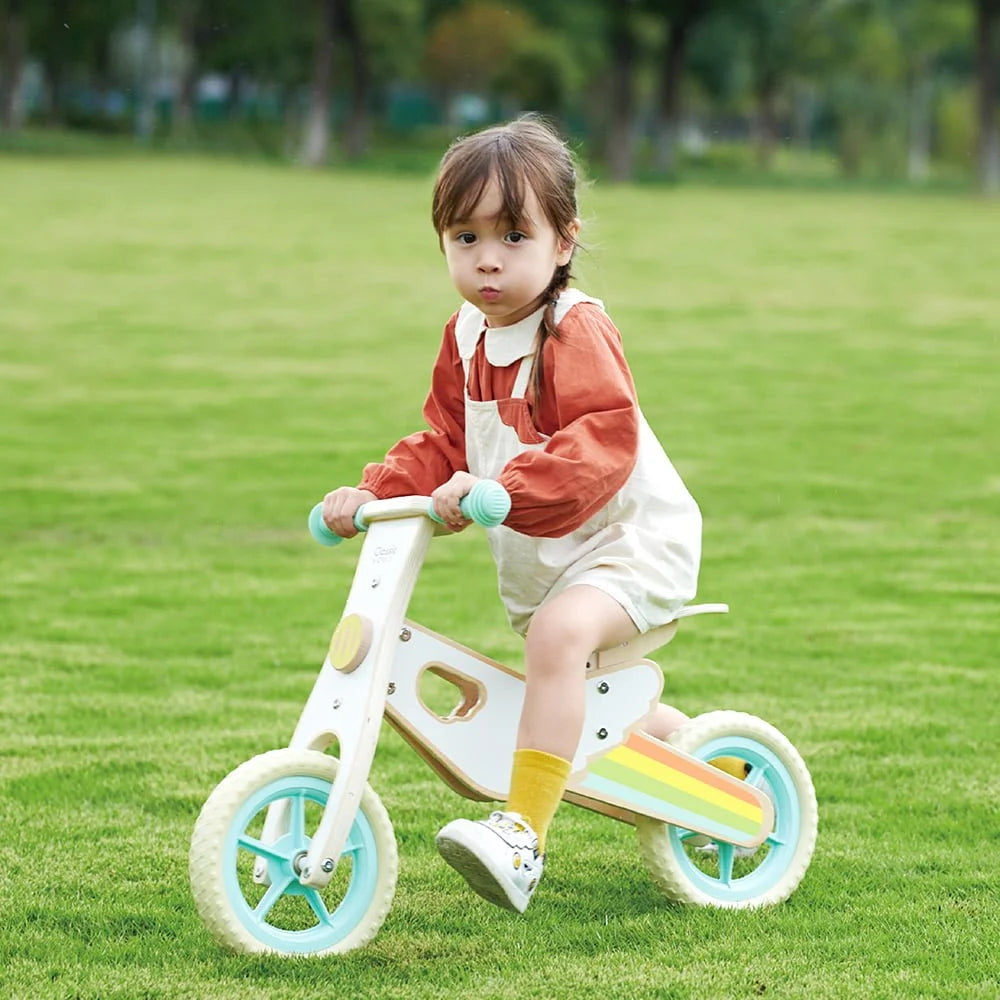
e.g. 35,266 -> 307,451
259,501 -> 772,891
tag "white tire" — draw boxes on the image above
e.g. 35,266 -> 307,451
189,749 -> 397,955
636,711 -> 817,908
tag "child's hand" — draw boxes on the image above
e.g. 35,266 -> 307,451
431,472 -> 481,531
322,487 -> 377,539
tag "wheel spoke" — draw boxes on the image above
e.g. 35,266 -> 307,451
253,875 -> 294,921
716,842 -> 736,886
288,792 -> 308,849
342,830 -> 364,856
238,834 -> 291,864
303,887 -> 335,926
746,766 -> 783,845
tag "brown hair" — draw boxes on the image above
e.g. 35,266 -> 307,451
431,115 -> 580,401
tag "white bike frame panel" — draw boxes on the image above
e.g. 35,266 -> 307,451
384,623 -> 665,800
259,508 -> 434,889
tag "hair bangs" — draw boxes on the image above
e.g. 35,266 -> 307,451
432,132 -> 535,234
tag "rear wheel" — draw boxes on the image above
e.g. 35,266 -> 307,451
189,749 -> 397,955
636,711 -> 817,908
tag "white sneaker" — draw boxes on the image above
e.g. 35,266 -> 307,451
435,810 -> 544,913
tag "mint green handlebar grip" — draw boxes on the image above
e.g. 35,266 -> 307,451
309,480 -> 510,546
308,503 -> 366,546
451,479 -> 511,527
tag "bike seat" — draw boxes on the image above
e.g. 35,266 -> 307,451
588,603 -> 729,671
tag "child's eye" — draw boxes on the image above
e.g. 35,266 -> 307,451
505,231 -> 527,244
456,232 -> 477,245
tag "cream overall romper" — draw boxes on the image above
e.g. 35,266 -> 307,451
456,291 -> 702,637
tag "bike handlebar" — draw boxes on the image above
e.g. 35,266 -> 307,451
308,479 -> 511,547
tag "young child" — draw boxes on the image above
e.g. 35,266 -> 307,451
322,116 -> 702,914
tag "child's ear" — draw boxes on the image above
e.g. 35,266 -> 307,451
556,218 -> 581,266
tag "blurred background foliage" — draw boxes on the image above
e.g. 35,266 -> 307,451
0,0 -> 997,192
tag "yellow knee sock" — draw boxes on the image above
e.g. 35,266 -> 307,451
505,748 -> 571,853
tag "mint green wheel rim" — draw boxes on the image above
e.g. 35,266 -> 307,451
670,736 -> 802,904
222,774 -> 379,954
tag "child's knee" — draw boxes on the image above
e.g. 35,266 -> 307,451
524,606 -> 583,663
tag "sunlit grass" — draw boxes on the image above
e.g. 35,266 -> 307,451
1,154 -> 997,999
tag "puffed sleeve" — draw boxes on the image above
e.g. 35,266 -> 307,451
358,314 -> 468,497
499,304 -> 640,537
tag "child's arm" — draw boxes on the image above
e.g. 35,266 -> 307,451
500,306 -> 642,537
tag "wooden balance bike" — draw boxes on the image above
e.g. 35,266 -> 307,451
189,481 -> 818,956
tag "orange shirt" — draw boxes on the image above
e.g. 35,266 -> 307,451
358,302 -> 640,538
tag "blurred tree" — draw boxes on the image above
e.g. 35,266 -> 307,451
336,0 -> 369,158
878,0 -> 971,182
423,0 -> 533,120
301,0 -> 338,165
493,32 -> 582,124
605,0 -> 639,180
645,0 -> 720,175
163,0 -> 422,161
170,0 -> 224,137
0,0 -> 26,130
975,0 -> 1000,193
809,2 -> 906,177
937,83 -> 976,169
685,9 -> 744,109
736,0 -> 821,169
23,0 -> 131,125
175,1 -> 313,131
345,0 -> 424,157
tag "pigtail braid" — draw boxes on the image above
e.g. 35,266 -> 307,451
531,263 -> 572,404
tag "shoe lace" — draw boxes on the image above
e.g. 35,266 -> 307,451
489,810 -> 530,835
488,812 -> 542,862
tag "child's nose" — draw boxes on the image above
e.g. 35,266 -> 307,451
477,248 -> 501,272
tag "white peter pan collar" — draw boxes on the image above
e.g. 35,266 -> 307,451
454,289 -> 605,366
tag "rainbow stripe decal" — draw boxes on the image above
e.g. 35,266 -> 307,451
577,732 -> 768,847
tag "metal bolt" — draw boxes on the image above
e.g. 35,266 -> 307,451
370,577 -> 380,588
597,682 -> 609,694
332,698 -> 342,710
597,727 -> 608,740
387,682 -> 396,695
399,627 -> 412,642
321,858 -> 335,873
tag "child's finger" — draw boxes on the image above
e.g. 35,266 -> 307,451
431,494 -> 452,523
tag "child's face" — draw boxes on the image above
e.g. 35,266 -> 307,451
441,178 -> 579,328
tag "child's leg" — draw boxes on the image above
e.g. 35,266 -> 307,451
505,585 -> 638,850
436,586 -> 635,911
642,703 -> 690,742
518,584 -> 638,755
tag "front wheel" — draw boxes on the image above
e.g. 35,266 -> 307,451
189,749 -> 398,955
636,711 -> 817,908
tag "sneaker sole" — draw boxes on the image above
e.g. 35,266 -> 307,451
435,828 -> 528,914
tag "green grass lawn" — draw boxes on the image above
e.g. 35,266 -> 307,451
1,153 -> 997,999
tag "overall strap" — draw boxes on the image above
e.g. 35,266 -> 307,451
510,348 -> 536,400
